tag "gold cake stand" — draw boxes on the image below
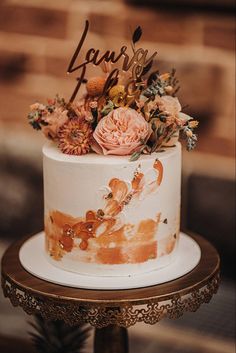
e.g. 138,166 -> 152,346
1,232 -> 220,353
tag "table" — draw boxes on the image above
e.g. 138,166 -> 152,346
1,233 -> 220,353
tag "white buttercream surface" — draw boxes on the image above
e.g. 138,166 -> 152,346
43,141 -> 180,164
43,141 -> 182,276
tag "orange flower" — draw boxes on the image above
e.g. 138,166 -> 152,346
58,119 -> 93,155
86,77 -> 106,97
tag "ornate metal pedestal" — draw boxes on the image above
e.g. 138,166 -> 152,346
1,233 -> 220,353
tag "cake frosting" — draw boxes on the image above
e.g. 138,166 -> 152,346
27,22 -> 198,278
43,142 -> 181,276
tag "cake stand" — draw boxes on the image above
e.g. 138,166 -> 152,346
1,232 -> 220,353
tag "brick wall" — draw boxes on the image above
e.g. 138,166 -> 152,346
0,0 -> 235,169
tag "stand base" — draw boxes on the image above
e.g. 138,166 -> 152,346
19,232 -> 201,290
94,325 -> 129,353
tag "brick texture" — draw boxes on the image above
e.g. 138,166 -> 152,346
204,18 -> 235,51
0,3 -> 68,39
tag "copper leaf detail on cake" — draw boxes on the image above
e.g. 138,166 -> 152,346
45,160 -> 166,264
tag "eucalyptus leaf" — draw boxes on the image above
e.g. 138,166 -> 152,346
130,151 -> 142,162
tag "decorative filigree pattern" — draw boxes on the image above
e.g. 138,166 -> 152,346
1,271 -> 220,328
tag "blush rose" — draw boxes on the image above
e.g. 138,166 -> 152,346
93,107 -> 151,156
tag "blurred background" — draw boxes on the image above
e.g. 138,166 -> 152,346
0,0 -> 235,352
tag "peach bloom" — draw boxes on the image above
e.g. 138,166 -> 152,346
157,95 -> 181,116
41,107 -> 68,140
89,101 -> 98,109
93,107 -> 151,156
71,99 -> 86,116
143,95 -> 181,120
30,103 -> 45,111
188,120 -> 199,129
71,99 -> 93,122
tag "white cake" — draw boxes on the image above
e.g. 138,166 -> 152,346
43,141 -> 181,276
27,24 -> 198,278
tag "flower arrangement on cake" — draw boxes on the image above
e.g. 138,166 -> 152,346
28,23 -> 198,161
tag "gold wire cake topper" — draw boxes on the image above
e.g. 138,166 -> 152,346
67,20 -> 157,102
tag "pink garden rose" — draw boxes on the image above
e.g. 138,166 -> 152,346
93,107 -> 151,155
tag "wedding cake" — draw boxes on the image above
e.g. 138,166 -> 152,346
28,22 -> 198,277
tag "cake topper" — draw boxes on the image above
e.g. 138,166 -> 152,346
67,20 -> 157,102
27,22 -> 199,160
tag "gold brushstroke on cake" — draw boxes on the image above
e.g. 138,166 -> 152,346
44,159 -> 175,264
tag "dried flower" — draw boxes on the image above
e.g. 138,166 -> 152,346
41,107 -> 68,140
160,73 -> 170,81
89,101 -> 98,109
86,77 -> 106,97
109,85 -> 125,100
186,129 -> 193,137
28,95 -> 68,138
143,69 -> 179,98
189,120 -> 199,129
30,103 -> 45,111
157,95 -> 181,117
164,85 -> 173,94
70,99 -> 93,122
28,63 -> 199,157
186,133 -> 198,151
58,119 -> 93,155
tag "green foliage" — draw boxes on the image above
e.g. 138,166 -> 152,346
130,145 -> 149,161
28,110 -> 43,130
101,100 -> 114,116
143,69 -> 180,98
186,133 -> 198,151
